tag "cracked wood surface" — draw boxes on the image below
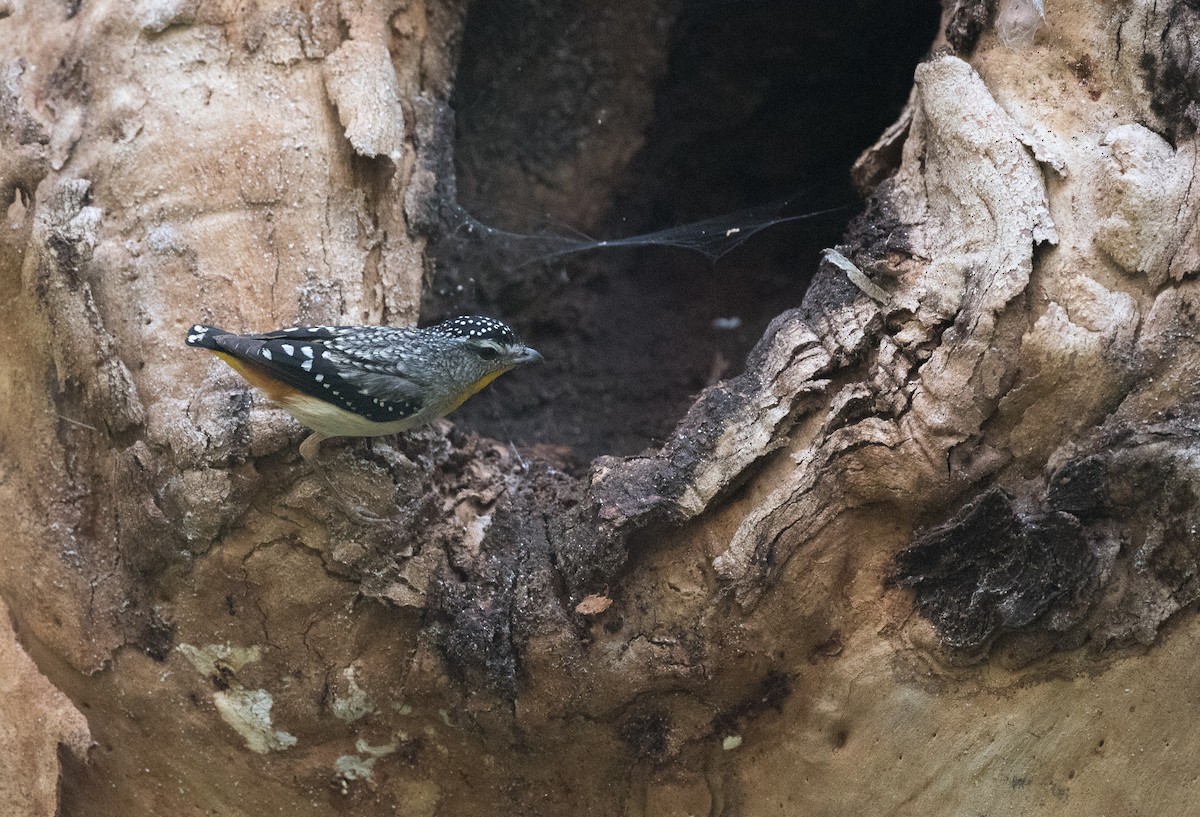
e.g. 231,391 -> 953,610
1,1 -> 1200,816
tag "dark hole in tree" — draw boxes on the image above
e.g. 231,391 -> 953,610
434,0 -> 941,466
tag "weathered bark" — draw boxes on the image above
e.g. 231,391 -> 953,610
2,0 -> 1200,815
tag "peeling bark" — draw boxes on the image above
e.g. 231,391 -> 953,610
0,598 -> 91,817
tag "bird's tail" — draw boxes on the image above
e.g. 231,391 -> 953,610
185,324 -> 234,351
185,324 -> 284,396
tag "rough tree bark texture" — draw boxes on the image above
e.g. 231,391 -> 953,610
1,0 -> 1199,815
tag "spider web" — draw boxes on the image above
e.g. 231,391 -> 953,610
438,191 -> 852,270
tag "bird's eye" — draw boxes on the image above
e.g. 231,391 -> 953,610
476,346 -> 501,361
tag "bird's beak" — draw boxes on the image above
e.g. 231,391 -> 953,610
513,346 -> 544,365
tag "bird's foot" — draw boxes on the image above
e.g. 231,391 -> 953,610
342,503 -> 387,526
301,434 -> 389,525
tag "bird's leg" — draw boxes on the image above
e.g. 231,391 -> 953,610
299,431 -> 326,462
299,433 -> 386,525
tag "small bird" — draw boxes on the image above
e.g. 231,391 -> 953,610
185,316 -> 543,461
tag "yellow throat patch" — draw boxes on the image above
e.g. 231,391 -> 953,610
447,368 -> 511,412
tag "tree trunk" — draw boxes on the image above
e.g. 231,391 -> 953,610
2,0 -> 1199,815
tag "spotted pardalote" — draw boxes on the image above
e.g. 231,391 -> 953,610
186,316 -> 542,459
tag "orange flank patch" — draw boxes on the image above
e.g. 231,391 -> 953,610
211,351 -> 303,402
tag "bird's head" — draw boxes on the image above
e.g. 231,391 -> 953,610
426,315 -> 542,397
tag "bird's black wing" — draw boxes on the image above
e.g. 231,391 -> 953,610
185,324 -> 423,423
